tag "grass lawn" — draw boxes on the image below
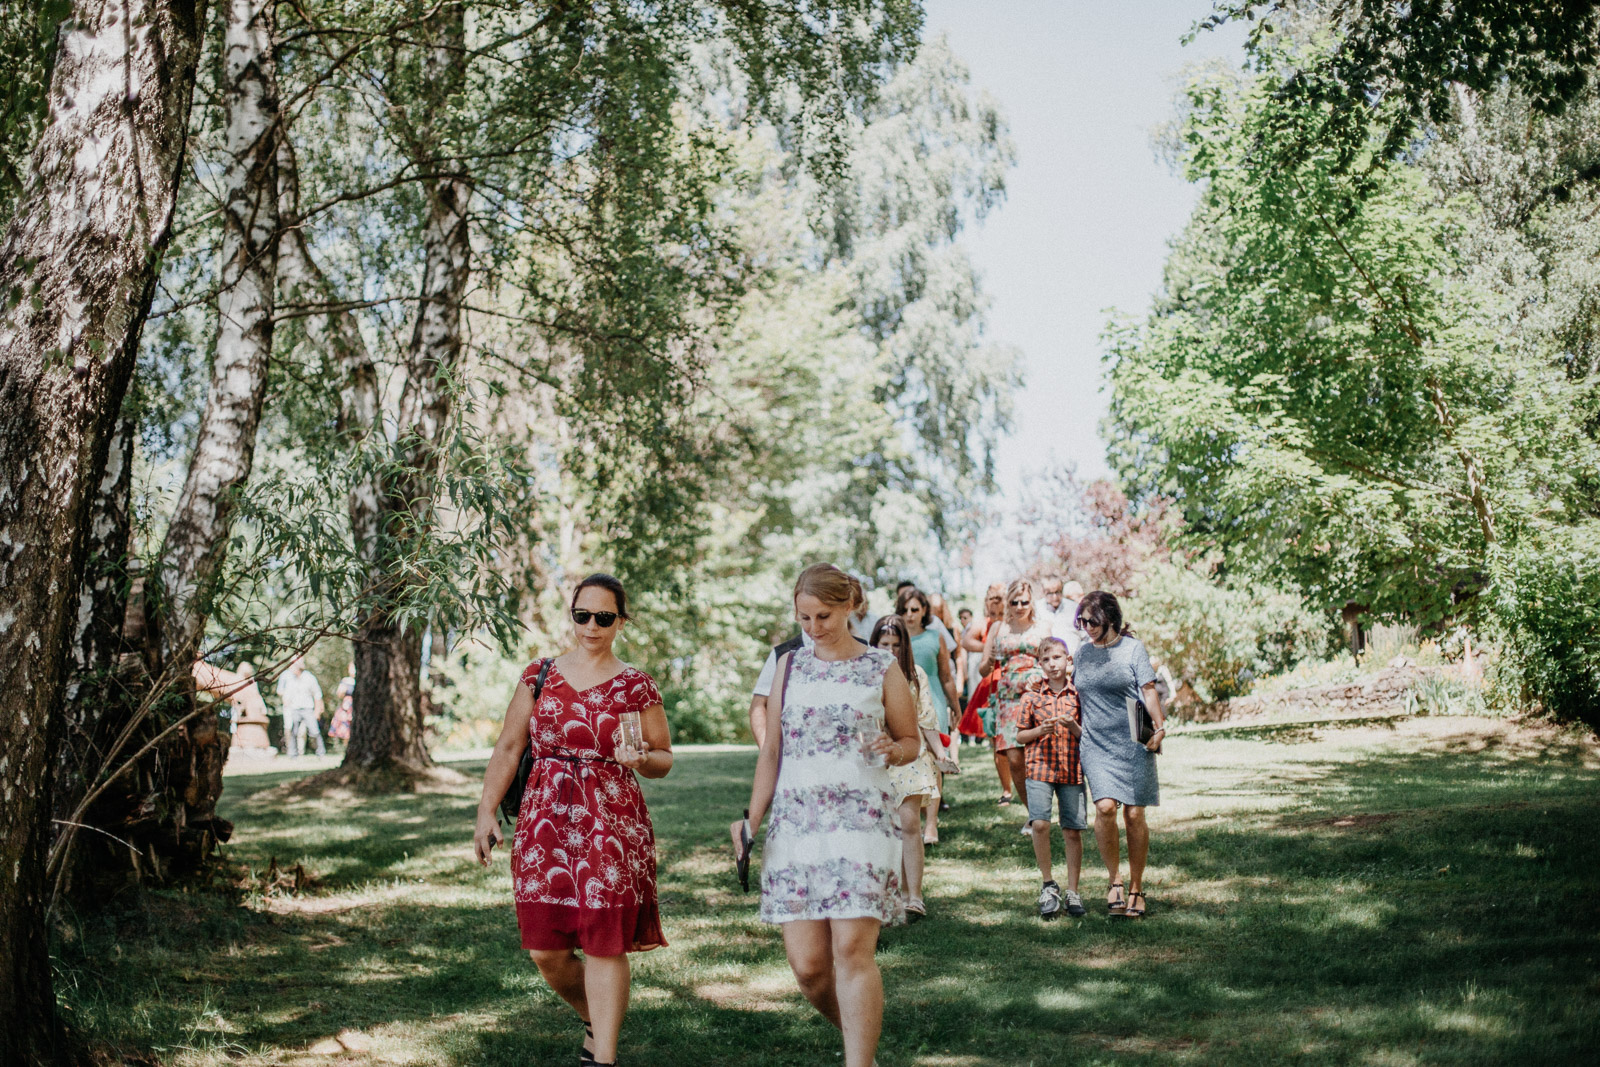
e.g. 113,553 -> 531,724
55,716 -> 1600,1066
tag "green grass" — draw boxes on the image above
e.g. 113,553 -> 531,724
54,717 -> 1600,1066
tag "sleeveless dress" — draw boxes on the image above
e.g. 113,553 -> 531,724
760,647 -> 905,925
991,620 -> 1051,752
886,665 -> 940,806
908,627 -> 951,732
511,659 -> 667,955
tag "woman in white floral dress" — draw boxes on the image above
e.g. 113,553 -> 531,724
743,564 -> 921,1067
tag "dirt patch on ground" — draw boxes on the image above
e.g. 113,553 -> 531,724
1314,812 -> 1403,831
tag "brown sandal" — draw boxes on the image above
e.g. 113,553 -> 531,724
1125,891 -> 1147,918
1107,881 -> 1127,914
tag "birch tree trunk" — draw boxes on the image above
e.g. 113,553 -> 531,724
344,4 -> 470,775
0,0 -> 207,1059
138,0 -> 280,870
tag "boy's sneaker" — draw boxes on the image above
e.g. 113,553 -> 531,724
1037,880 -> 1063,920
1063,888 -> 1086,917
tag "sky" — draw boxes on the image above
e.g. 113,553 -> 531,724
919,1 -> 1248,577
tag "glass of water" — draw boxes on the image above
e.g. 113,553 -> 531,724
619,710 -> 643,754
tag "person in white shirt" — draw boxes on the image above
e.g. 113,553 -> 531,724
276,655 -> 326,757
748,629 -> 814,746
1042,577 -> 1084,654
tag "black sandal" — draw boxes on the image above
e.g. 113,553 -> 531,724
997,793 -> 1013,806
1107,881 -> 1127,915
580,1022 -> 597,1066
1126,891 -> 1147,918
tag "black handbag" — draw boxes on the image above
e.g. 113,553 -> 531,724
1126,661 -> 1161,753
500,658 -> 552,823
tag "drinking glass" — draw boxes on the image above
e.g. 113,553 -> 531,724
856,720 -> 886,767
619,710 -> 643,753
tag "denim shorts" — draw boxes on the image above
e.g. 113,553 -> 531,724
1025,779 -> 1087,831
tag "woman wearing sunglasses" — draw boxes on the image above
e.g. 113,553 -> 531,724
473,573 -> 672,1067
979,577 -> 1052,816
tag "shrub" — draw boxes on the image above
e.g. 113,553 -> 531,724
1132,560 -> 1330,703
1489,522 -> 1600,731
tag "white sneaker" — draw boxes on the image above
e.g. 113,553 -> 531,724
1063,888 -> 1086,917
1020,820 -> 1032,836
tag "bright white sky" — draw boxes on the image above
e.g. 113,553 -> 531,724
920,0 -> 1248,582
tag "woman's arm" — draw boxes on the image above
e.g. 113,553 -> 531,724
1141,681 -> 1166,751
978,622 -> 1002,676
473,680 -> 536,865
960,620 -> 988,654
618,702 -> 674,779
743,653 -> 790,834
936,634 -> 961,714
872,664 -> 921,766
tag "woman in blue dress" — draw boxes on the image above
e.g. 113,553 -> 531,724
1072,591 -> 1167,919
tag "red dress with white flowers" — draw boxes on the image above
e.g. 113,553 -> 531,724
511,659 -> 667,955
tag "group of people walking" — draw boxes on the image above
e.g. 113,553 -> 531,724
472,564 -> 1168,1067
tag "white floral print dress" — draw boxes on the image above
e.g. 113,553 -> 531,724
760,646 -> 905,925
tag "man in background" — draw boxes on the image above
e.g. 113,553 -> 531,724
1042,576 -> 1084,654
276,655 -> 326,758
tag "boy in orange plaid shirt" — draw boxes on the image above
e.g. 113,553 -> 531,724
1015,637 -> 1086,919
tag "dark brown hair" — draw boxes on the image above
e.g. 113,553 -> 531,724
895,586 -> 932,625
869,614 -> 919,697
571,572 -> 630,619
1075,590 -> 1133,638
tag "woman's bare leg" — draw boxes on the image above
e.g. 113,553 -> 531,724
782,920 -> 841,1027
830,918 -> 885,1067
923,794 -> 940,842
897,797 -> 925,899
529,949 -> 592,1055
1124,805 -> 1149,894
992,740 -> 1013,797
1093,797 -> 1122,896
1005,749 -> 1027,807
582,954 -> 630,1063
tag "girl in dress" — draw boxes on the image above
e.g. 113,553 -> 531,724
474,574 -> 672,1067
743,564 -> 921,1067
980,578 -> 1052,820
1072,590 -> 1166,920
871,614 -> 956,918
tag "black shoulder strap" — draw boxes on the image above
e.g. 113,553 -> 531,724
773,632 -> 804,658
776,648 -> 798,718
532,657 -> 552,699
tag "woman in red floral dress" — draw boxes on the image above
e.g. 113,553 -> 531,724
475,574 -> 672,1067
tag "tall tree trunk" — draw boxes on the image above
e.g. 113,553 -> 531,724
344,3 -> 470,775
0,0 -> 208,1060
52,412 -> 138,906
139,0 -> 280,876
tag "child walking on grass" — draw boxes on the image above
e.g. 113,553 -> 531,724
1015,637 -> 1087,920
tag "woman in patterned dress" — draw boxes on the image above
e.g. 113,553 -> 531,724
474,573 -> 671,1067
980,577 -> 1052,820
743,564 -> 921,1067
871,614 -> 955,919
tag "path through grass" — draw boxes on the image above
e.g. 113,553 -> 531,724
56,717 -> 1600,1066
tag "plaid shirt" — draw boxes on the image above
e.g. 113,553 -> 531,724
1018,683 -> 1083,785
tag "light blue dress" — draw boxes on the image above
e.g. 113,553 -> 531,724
909,627 -> 951,733
1074,635 -> 1160,807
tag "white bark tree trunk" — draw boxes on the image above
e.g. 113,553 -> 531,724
0,0 -> 207,1059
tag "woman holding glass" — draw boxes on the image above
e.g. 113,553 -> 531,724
473,573 -> 671,1067
743,563 -> 920,1067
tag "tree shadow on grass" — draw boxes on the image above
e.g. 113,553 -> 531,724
65,741 -> 1600,1066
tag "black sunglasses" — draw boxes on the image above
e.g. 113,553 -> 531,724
572,610 -> 619,627
1009,599 -> 1031,607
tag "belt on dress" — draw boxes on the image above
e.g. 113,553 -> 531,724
532,753 -> 620,822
